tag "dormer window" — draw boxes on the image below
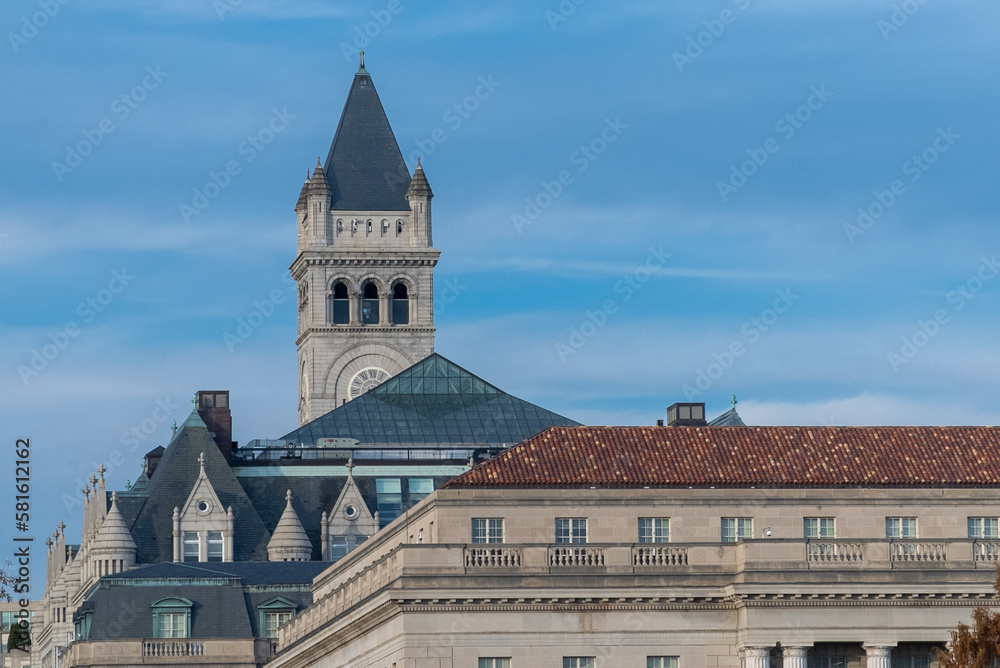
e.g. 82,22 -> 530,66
366,220 -> 373,236
336,220 -> 343,236
396,220 -> 403,236
381,220 -> 389,236
257,597 -> 297,638
152,597 -> 192,639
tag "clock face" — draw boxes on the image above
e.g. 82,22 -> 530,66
349,367 -> 390,399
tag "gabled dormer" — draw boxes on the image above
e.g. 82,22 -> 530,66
172,452 -> 234,563
321,459 -> 378,561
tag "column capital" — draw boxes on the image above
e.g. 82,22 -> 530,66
743,647 -> 773,659
783,647 -> 810,658
863,646 -> 894,658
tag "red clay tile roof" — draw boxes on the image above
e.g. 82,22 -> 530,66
444,426 -> 1000,488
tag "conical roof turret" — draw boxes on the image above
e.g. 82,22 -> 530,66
267,490 -> 312,561
406,158 -> 433,200
91,492 -> 137,557
305,158 -> 333,198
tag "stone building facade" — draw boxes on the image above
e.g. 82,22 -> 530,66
293,55 -> 440,424
269,425 -> 1000,668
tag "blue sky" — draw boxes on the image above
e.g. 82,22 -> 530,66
1,1 -> 999,559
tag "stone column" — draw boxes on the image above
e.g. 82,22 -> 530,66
863,645 -> 894,668
783,647 -> 809,668
743,646 -> 772,668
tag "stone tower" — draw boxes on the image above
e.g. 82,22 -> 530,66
292,54 -> 439,425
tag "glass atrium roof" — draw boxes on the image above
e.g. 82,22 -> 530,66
282,354 -> 580,446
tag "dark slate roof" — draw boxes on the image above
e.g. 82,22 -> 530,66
86,584 -> 252,640
323,63 -> 411,211
128,412 -> 270,563
238,474 -> 455,560
282,353 -> 581,446
446,426 -> 1000,489
84,562 -> 325,639
107,561 -> 328,585
709,407 -> 747,427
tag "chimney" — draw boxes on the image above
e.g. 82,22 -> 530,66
197,390 -> 234,462
666,402 -> 707,427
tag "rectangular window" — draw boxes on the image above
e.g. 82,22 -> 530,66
555,518 -> 588,544
408,478 -> 434,506
157,612 -> 187,638
804,517 -> 836,538
206,531 -> 224,562
182,531 -> 199,562
564,659 -> 596,668
721,517 -> 753,542
885,517 -> 918,538
479,660 -> 511,668
472,518 -> 505,544
330,536 -> 349,561
263,611 -> 293,638
811,659 -> 847,668
376,478 -> 403,526
969,517 -> 1000,538
648,658 -> 679,668
892,658 -> 929,668
638,518 -> 670,543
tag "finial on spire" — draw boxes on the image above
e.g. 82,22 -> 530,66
171,420 -> 178,435
346,457 -> 354,473
198,451 -> 206,474
285,489 -> 292,503
58,520 -> 65,533
111,491 -> 117,504
730,394 -> 738,408
316,156 -> 322,169
357,50 -> 369,75
416,157 -> 422,169
98,463 -> 106,479
192,394 -> 198,410
89,474 -> 97,486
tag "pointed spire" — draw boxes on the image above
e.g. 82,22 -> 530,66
91,491 -> 137,563
406,157 -> 433,200
267,489 -> 312,561
303,157 -> 333,200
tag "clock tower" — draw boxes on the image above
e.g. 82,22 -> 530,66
291,55 -> 439,425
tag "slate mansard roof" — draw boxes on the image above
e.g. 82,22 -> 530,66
283,353 -> 581,447
81,562 -> 327,640
323,59 -> 411,211
116,411 -> 270,564
445,426 -> 1000,489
